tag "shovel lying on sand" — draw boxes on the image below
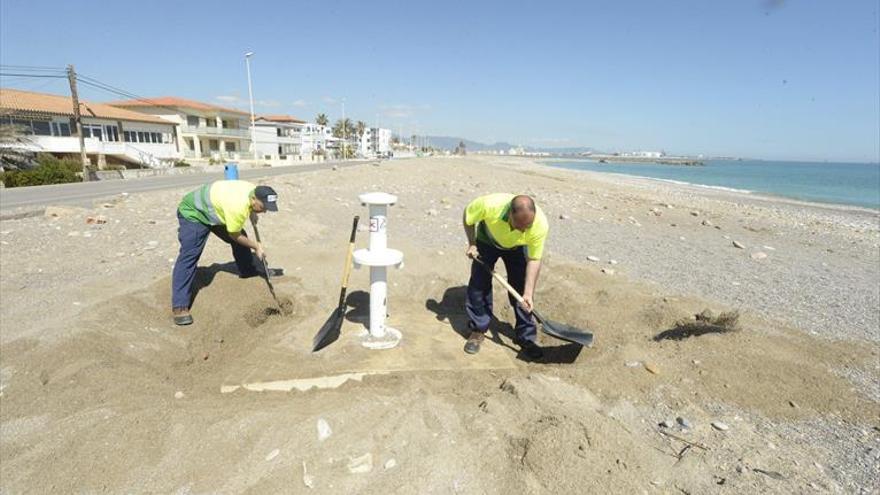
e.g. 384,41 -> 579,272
312,215 -> 360,352
250,217 -> 285,314
472,256 -> 594,347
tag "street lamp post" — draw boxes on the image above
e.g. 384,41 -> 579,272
245,51 -> 257,161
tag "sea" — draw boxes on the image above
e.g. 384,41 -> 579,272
543,159 -> 880,210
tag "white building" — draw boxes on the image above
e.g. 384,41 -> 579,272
252,114 -> 307,160
358,127 -> 392,158
108,97 -> 252,160
294,122 -> 332,159
0,88 -> 178,168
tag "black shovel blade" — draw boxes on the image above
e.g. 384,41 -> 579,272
312,306 -> 344,352
533,310 -> 594,347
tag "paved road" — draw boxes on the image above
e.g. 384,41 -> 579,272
0,160 -> 367,216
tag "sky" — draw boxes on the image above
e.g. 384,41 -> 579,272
1,0 -> 878,162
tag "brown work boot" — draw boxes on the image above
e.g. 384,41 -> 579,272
464,331 -> 485,354
173,307 -> 193,326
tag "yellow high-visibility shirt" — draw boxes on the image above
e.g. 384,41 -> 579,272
178,180 -> 255,233
465,193 -> 549,260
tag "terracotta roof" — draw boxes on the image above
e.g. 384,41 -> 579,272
0,88 -> 171,125
107,96 -> 249,116
258,114 -> 306,124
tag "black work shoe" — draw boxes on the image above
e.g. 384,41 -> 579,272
173,307 -> 193,326
515,338 -> 544,361
464,331 -> 485,354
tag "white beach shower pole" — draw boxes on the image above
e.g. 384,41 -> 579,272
352,192 -> 404,349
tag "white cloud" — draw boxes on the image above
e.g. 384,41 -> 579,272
216,95 -> 243,103
292,99 -> 308,107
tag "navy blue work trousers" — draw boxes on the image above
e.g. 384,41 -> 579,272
465,241 -> 537,343
171,211 -> 256,309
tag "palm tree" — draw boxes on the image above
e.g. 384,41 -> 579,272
332,119 -> 356,140
315,113 -> 329,126
356,120 -> 367,137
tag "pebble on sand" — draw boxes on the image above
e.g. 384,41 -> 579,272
174,391 -> 184,399
643,363 -> 660,375
732,240 -> 745,249
317,418 -> 332,441
265,449 -> 280,461
711,421 -> 729,431
601,268 -> 615,275
347,453 -> 373,474
587,255 -> 600,262
384,458 -> 397,470
750,251 -> 768,260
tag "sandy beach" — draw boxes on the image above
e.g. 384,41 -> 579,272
1,155 -> 878,493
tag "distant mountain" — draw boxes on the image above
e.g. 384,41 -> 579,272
422,136 -> 596,155
423,136 -> 516,152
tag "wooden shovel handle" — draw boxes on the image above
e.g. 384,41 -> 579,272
472,256 -> 526,304
336,216 -> 359,307
341,216 -> 359,287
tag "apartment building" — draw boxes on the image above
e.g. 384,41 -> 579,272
108,97 -> 251,160
0,88 -> 178,168
358,127 -> 392,158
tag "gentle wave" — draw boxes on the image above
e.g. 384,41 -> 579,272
652,178 -> 754,194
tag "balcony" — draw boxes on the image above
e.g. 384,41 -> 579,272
182,149 -> 255,160
180,125 -> 249,138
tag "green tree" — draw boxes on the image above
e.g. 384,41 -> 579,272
0,123 -> 36,170
331,119 -> 356,139
315,113 -> 329,126
356,120 -> 367,137
0,153 -> 81,187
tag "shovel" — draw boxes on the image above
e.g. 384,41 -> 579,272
312,215 -> 360,352
472,256 -> 594,347
250,217 -> 285,314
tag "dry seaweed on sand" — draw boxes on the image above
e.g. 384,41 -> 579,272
653,309 -> 740,341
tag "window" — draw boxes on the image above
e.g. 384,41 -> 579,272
152,132 -> 160,143
105,125 -> 119,142
31,121 -> 51,136
209,139 -> 219,151
123,131 -> 132,142
82,124 -> 103,139
52,122 -> 71,137
226,142 -> 236,151
186,116 -> 199,127
137,131 -> 145,142
11,119 -> 32,134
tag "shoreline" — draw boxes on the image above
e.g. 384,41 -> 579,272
539,159 -> 880,213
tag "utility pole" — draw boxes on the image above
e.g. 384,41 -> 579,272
66,64 -> 90,181
341,98 -> 346,160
